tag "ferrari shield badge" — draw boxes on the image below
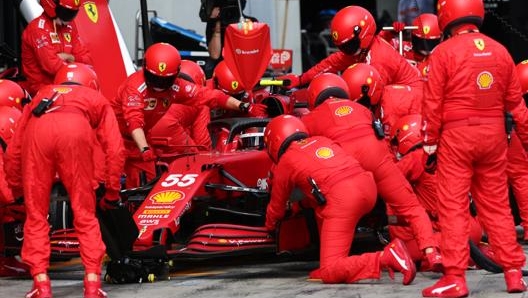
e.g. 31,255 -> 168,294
84,2 -> 99,24
474,38 -> 485,51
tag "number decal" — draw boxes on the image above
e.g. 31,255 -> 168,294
161,174 -> 198,187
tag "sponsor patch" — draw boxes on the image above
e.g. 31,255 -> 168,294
144,98 -> 157,110
476,71 -> 493,89
315,147 -> 334,159
149,190 -> 185,204
52,87 -> 72,94
334,105 -> 353,117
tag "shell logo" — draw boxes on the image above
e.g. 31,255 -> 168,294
476,71 -> 494,90
334,105 -> 353,117
315,147 -> 334,159
52,87 -> 72,94
218,239 -> 228,244
158,62 -> 167,73
423,26 -> 430,35
402,124 -> 409,131
150,190 -> 185,204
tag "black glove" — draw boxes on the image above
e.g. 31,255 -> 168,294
99,197 -> 121,211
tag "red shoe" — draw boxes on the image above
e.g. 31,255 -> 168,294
422,275 -> 468,297
380,238 -> 416,285
84,278 -> 107,298
26,278 -> 53,298
504,268 -> 527,293
421,248 -> 443,272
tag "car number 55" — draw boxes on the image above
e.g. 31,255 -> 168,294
161,174 -> 198,187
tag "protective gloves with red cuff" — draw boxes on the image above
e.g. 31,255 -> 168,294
141,146 -> 157,161
98,190 -> 121,211
422,144 -> 438,174
239,102 -> 268,118
391,21 -> 406,33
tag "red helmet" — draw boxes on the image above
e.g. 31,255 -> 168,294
213,61 -> 244,95
330,6 -> 376,55
341,63 -> 383,105
41,0 -> 81,21
412,13 -> 442,55
264,115 -> 309,163
54,63 -> 100,90
178,60 -> 206,86
143,43 -> 181,90
516,60 -> 528,96
307,73 -> 349,110
437,0 -> 484,32
390,114 -> 423,155
0,106 -> 22,146
0,79 -> 27,111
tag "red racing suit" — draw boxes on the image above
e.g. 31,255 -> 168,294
4,84 -> 125,277
148,104 -> 212,154
379,84 -> 421,139
506,131 -> 528,235
301,36 -> 423,108
112,71 -> 230,187
391,149 -> 483,262
302,98 -> 436,252
423,28 -> 528,276
266,136 -> 380,283
21,14 -> 92,96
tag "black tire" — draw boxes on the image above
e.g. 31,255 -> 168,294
469,240 -> 528,276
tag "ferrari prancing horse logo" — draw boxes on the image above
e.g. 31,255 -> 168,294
474,38 -> 485,51
158,62 -> 167,73
84,2 -> 98,24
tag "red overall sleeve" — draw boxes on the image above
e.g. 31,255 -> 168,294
0,151 -> 14,204
22,19 -> 67,76
69,23 -> 93,65
302,51 -> 359,83
422,49 -> 446,145
119,84 -> 146,134
4,105 -> 33,197
265,162 -> 293,231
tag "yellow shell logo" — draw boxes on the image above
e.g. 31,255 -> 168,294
150,190 -> 185,204
476,71 -> 493,89
231,81 -> 239,90
334,105 -> 353,117
402,124 -> 410,131
315,147 -> 334,159
52,87 -> 72,94
359,20 -> 365,27
366,77 -> 373,85
218,239 -> 228,244
158,62 -> 167,73
474,38 -> 485,51
84,2 -> 98,24
332,31 -> 338,41
423,26 -> 430,35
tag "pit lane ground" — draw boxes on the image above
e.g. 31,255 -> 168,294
2,247 -> 528,298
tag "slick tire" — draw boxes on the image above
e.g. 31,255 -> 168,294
469,240 -> 528,276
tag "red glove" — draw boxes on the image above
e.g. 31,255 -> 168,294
422,145 -> 438,174
392,21 -> 406,33
141,146 -> 157,161
276,74 -> 302,90
247,103 -> 268,118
